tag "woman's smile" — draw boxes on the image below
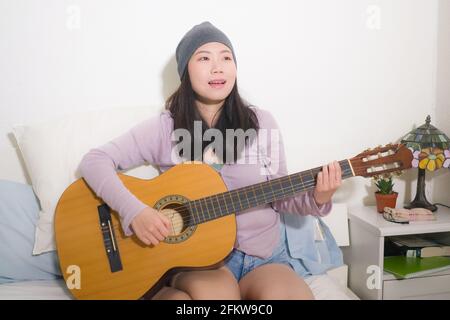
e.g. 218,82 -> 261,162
208,79 -> 227,89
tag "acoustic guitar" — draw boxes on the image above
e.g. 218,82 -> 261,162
54,143 -> 413,299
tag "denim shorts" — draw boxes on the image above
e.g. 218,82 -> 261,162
223,237 -> 293,282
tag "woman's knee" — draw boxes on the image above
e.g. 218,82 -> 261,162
266,283 -> 315,300
172,267 -> 241,300
256,286 -> 314,300
151,286 -> 192,300
240,263 -> 314,300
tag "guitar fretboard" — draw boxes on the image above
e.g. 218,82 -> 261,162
183,159 -> 354,226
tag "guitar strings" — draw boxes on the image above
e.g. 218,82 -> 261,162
162,164 -> 355,228
109,160 -> 403,236
108,178 -> 319,235
108,185 -> 315,238
108,161 -> 386,234
108,163 -> 356,234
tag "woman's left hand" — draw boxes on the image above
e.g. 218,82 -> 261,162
313,161 -> 342,205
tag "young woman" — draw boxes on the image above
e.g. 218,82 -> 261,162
79,21 -> 342,300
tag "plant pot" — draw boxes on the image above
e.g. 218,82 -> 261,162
375,192 -> 398,213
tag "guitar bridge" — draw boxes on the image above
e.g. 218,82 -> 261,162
98,204 -> 123,273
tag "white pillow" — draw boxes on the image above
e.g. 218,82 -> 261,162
12,106 -> 162,255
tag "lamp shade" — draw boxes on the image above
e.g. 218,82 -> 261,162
401,115 -> 450,171
401,115 -> 449,149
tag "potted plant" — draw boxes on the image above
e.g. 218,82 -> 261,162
373,174 -> 398,213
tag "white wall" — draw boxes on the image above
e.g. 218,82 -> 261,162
1,0 -> 447,208
434,0 -> 450,205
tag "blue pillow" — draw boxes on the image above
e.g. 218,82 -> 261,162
0,180 -> 62,284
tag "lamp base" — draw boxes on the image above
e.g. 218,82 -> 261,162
404,200 -> 437,212
405,168 -> 438,212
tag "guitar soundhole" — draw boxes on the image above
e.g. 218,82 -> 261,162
154,194 -> 196,244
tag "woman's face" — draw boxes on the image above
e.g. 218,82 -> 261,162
187,42 -> 237,106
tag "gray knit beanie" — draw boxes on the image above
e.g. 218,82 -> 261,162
175,21 -> 237,79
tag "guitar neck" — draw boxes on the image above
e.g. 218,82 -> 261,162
185,159 -> 354,226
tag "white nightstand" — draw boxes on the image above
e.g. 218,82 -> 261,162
342,206 -> 450,300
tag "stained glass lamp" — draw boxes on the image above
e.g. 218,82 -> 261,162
400,115 -> 450,211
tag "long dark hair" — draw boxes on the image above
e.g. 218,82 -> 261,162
165,70 -> 259,163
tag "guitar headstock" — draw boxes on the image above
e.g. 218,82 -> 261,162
349,143 -> 413,178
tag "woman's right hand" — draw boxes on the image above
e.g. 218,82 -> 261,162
131,207 -> 172,246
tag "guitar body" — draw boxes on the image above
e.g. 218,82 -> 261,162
55,163 -> 236,300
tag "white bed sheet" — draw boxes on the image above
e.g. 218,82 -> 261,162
0,279 -> 72,300
0,274 -> 358,300
306,274 -> 359,300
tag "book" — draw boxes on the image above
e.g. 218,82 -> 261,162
405,246 -> 450,258
388,235 -> 450,258
384,256 -> 450,279
389,235 -> 438,248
